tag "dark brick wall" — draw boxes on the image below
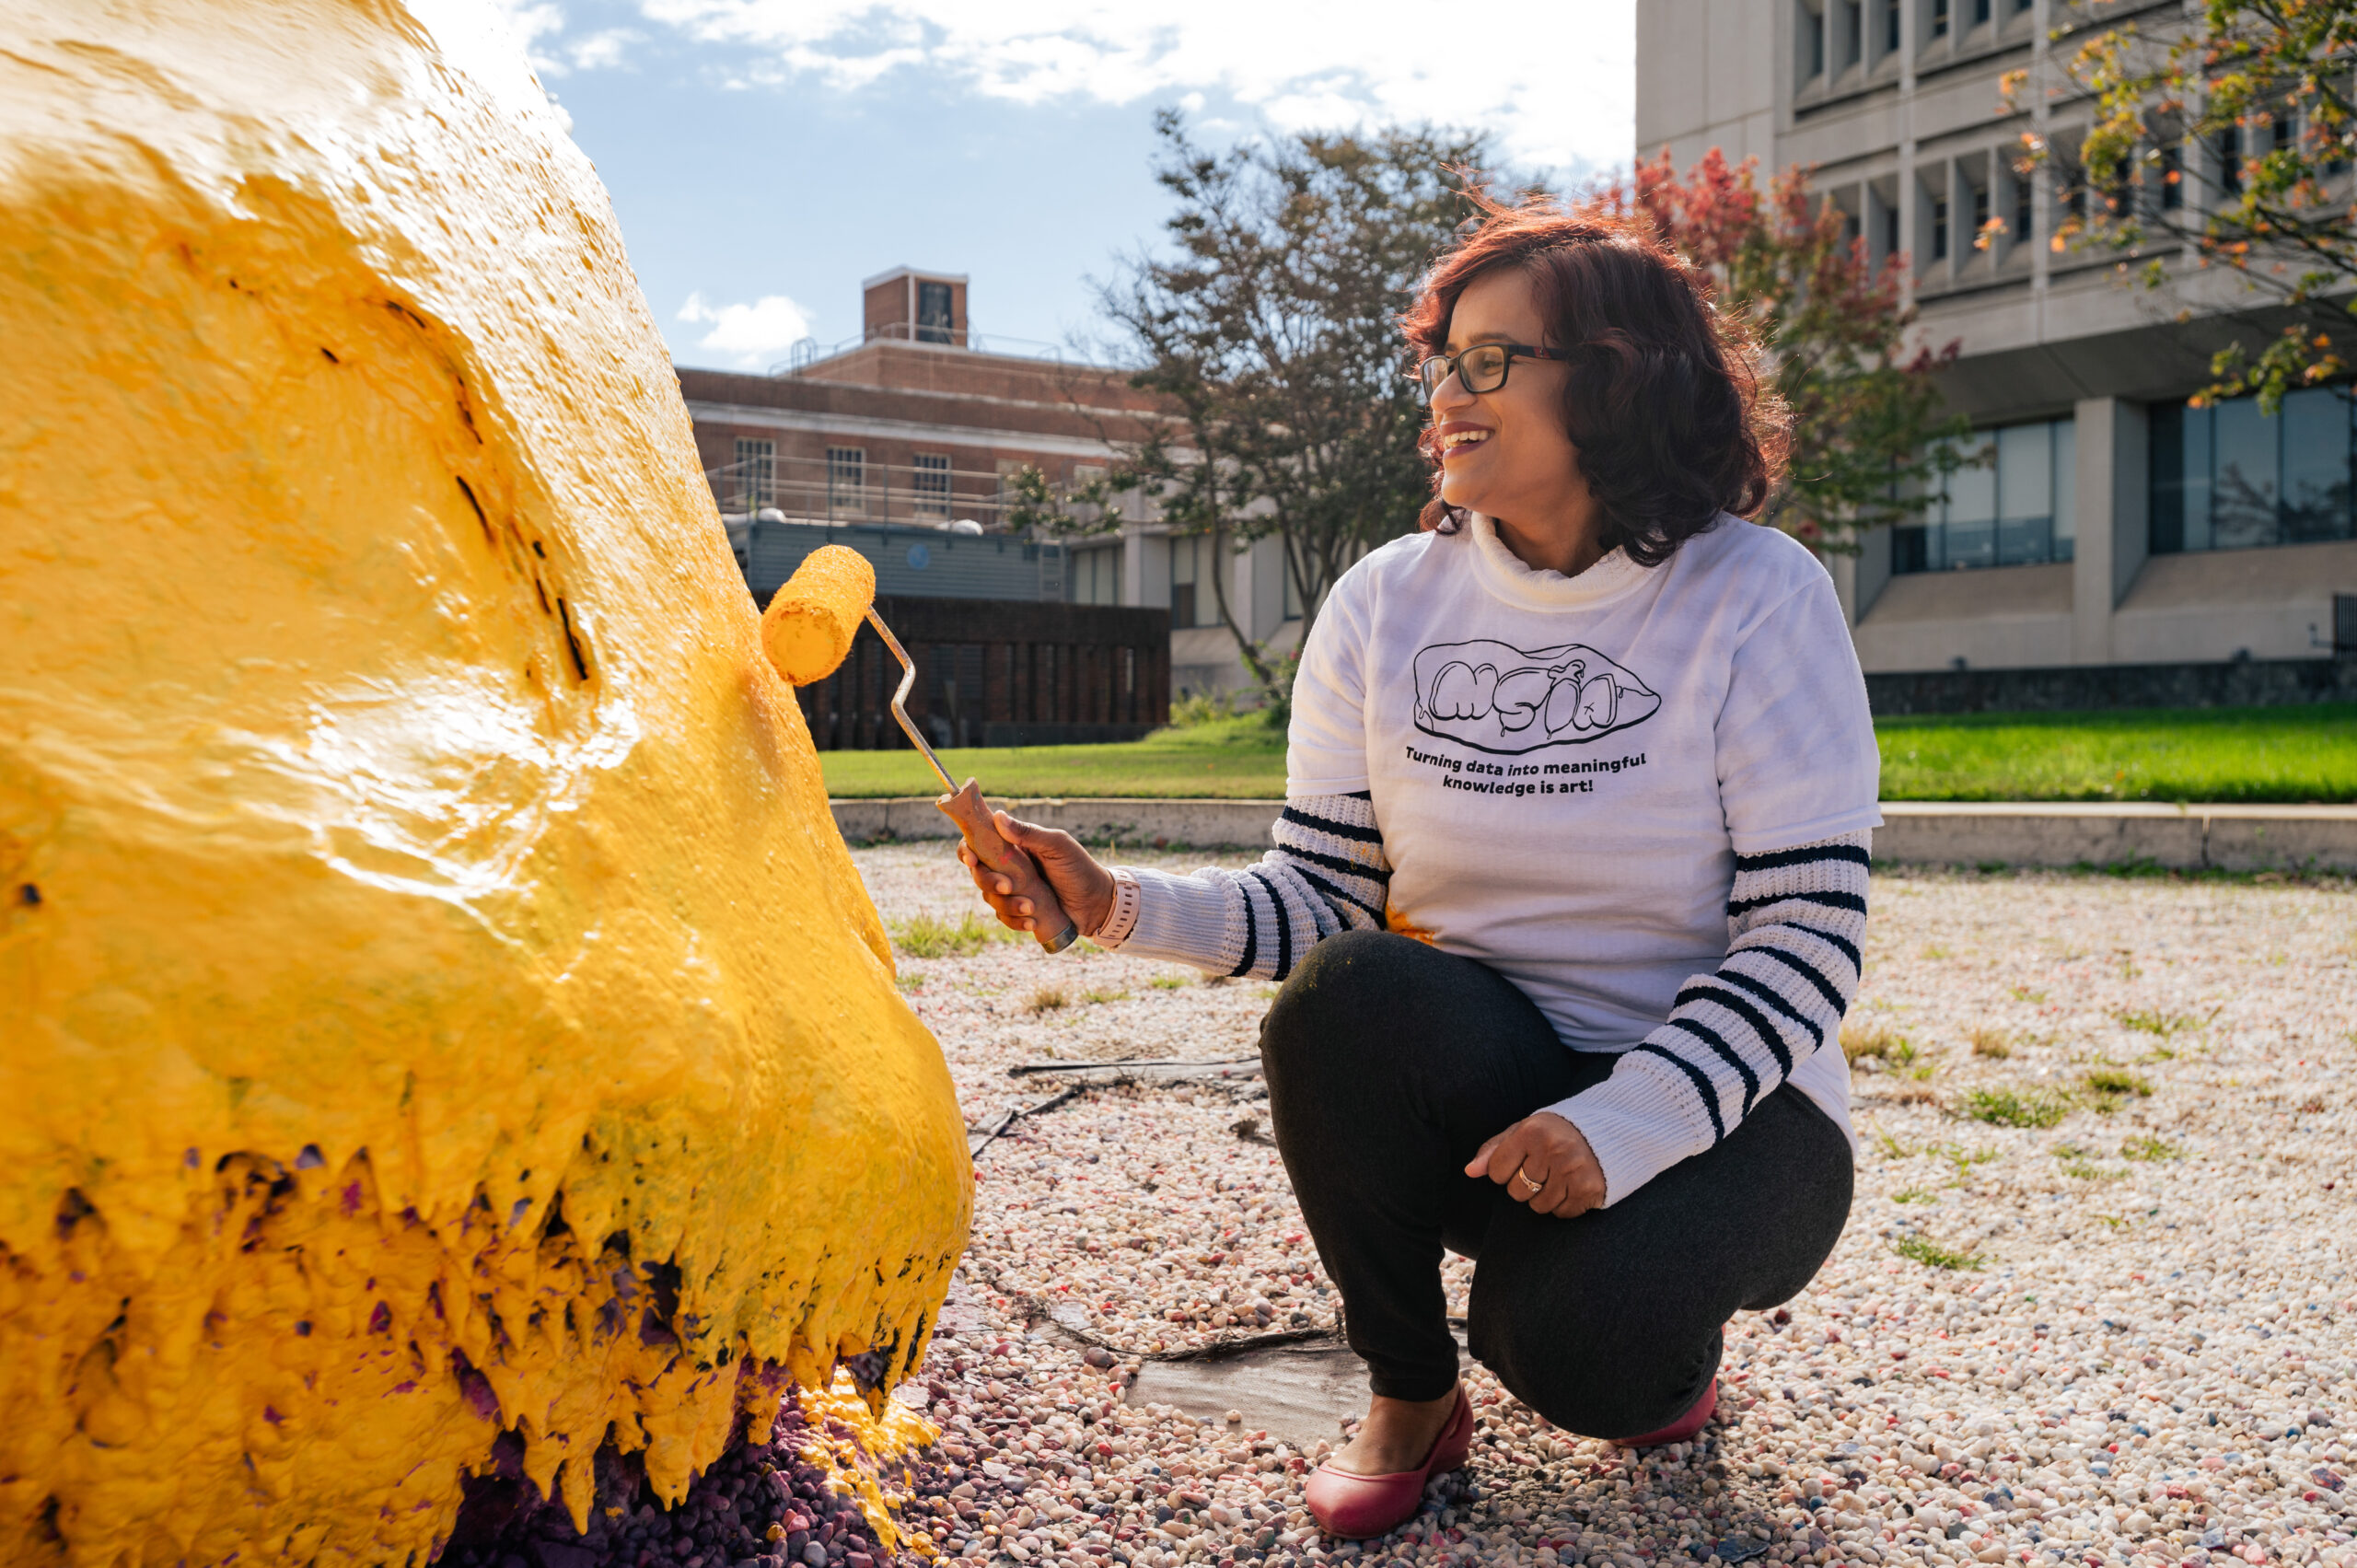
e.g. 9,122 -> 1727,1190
1865,656 -> 2357,715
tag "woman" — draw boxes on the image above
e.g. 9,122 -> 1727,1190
959,200 -> 1878,1540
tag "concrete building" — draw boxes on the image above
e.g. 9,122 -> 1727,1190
682,266 -> 1306,703
1637,0 -> 2357,682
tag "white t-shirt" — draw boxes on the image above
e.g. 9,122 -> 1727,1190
1288,513 -> 1882,1142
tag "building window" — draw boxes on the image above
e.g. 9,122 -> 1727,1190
1930,192 -> 1949,261
1883,203 -> 1901,261
912,452 -> 952,518
1841,0 -> 1862,67
1169,533 -> 1222,628
1802,2 -> 1826,80
734,437 -> 774,509
2151,389 -> 2354,555
1170,534 -> 1197,627
1885,0 -> 1901,51
2219,126 -> 2244,195
2014,175 -> 2035,243
1071,544 -> 1120,606
827,447 -> 865,517
2159,144 -> 2184,210
916,280 -> 954,344
1893,417 -> 2077,574
1970,182 -> 1990,246
1930,0 -> 1948,38
1970,0 -> 1990,24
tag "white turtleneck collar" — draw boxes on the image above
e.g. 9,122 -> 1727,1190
1463,511 -> 1652,611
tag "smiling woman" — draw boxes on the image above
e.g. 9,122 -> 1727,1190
948,196 -> 1881,1540
1402,198 -> 1785,569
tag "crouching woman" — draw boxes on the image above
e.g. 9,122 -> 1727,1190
961,197 -> 1878,1539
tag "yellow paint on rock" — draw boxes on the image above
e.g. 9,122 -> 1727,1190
0,6 -> 970,1565
794,1372 -> 945,1556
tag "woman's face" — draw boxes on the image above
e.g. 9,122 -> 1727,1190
1428,266 -> 1584,525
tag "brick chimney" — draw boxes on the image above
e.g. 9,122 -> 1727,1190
862,267 -> 968,348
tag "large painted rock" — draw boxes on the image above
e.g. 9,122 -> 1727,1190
0,6 -> 970,1564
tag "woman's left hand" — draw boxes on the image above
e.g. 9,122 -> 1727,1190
1465,1111 -> 1605,1218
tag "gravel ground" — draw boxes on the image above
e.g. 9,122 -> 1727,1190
857,844 -> 2357,1568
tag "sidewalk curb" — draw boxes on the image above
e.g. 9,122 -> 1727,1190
830,796 -> 2357,873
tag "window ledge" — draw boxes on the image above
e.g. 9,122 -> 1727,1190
1913,34 -> 2032,82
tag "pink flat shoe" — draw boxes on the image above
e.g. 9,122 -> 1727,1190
1305,1387 -> 1475,1540
1617,1376 -> 1717,1448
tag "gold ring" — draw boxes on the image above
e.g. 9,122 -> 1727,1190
1515,1167 -> 1544,1195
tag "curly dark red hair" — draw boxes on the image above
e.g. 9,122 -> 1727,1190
1402,195 -> 1786,565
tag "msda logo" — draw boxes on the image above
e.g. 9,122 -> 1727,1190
1411,640 -> 1661,755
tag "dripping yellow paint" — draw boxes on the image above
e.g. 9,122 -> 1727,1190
0,5 -> 970,1565
794,1372 -> 946,1556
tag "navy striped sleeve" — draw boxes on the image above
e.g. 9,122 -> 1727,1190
1545,830 -> 1873,1206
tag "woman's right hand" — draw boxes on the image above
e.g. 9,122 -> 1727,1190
958,811 -> 1117,938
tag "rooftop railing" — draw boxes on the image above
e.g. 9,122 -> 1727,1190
705,451 -> 1025,531
768,319 -> 1074,377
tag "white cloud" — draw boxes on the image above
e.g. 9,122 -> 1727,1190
417,0 -> 576,127
625,0 -> 1634,171
485,0 -> 570,74
676,292 -> 817,368
566,28 -> 646,70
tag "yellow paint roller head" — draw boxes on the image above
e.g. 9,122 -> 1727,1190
762,544 -> 877,686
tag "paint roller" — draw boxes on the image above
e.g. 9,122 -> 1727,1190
761,545 -> 1081,954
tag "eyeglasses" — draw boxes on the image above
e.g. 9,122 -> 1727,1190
1412,341 -> 1567,403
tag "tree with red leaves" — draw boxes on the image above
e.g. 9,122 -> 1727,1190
1584,148 -> 1969,553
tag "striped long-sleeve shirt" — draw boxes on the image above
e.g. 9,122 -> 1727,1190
1097,792 -> 1394,978
1096,791 -> 1869,1204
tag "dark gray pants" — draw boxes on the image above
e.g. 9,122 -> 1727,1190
1260,930 -> 1853,1439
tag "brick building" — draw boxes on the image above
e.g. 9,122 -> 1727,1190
682,266 -> 1315,710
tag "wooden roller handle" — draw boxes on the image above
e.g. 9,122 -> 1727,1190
935,780 -> 1079,954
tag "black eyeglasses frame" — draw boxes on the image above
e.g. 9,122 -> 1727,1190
1411,341 -> 1569,403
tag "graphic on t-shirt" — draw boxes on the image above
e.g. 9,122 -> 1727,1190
1411,639 -> 1661,754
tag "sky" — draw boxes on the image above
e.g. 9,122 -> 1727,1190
498,1 -> 1638,372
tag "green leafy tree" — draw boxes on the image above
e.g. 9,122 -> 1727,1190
1046,111 -> 1488,703
2012,0 -> 2356,412
1585,148 -> 1970,552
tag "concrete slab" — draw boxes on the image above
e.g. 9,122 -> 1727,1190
832,796 -> 1282,850
1126,1338 -> 1367,1449
2203,809 -> 2357,872
834,798 -> 2357,870
1873,802 -> 2210,869
1124,1331 -> 1468,1451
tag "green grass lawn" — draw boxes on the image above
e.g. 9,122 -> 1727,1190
819,715 -> 1288,799
819,703 -> 2357,803
1874,703 -> 2357,804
